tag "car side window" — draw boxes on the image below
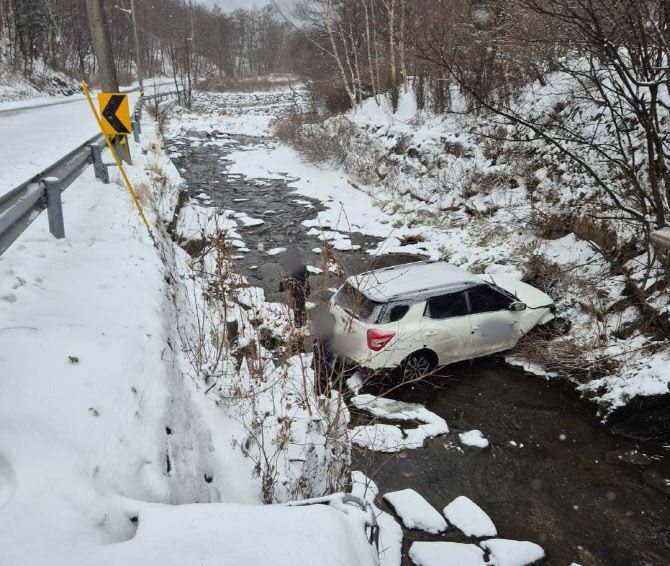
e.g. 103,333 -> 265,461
424,292 -> 469,319
389,304 -> 410,322
467,285 -> 512,314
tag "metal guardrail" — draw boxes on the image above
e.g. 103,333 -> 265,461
0,90 -> 177,256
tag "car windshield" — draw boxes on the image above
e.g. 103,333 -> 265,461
335,283 -> 384,322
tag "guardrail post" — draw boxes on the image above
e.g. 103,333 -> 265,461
114,136 -> 132,165
132,122 -> 140,143
43,177 -> 65,239
89,144 -> 110,184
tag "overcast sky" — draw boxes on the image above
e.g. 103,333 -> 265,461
198,0 -> 276,12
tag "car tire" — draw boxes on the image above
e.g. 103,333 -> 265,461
398,351 -> 437,382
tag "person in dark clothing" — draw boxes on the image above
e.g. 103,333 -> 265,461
279,249 -> 310,328
310,311 -> 340,396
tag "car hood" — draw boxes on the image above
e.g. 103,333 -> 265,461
479,275 -> 554,309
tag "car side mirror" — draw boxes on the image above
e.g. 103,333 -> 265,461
510,302 -> 527,312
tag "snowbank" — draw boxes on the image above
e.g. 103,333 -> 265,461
0,119 -> 260,565
106,501 -> 378,566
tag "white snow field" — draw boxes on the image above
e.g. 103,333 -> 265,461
383,489 -> 447,534
442,496 -> 497,538
0,122 -> 255,564
408,541 -> 487,566
458,430 -> 490,449
480,539 -> 546,566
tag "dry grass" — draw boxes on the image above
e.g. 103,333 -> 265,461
273,113 -> 355,166
196,74 -> 300,93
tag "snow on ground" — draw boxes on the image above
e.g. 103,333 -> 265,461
0,122 -> 261,565
175,203 -> 239,240
480,539 -> 546,566
382,489 -> 447,534
442,496 -> 497,538
352,472 -> 403,566
0,108 -> 374,564
105,500 -> 378,566
505,358 -> 558,379
458,430 -> 490,449
578,350 -> 670,414
408,541 -> 487,566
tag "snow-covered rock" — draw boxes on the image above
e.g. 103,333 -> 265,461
267,247 -> 288,256
238,216 -> 265,227
481,539 -> 546,566
351,395 -> 448,452
352,424 -> 407,452
442,496 -> 497,537
383,489 -> 447,534
458,430 -> 490,449
409,542 -> 486,566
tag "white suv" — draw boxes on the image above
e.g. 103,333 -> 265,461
329,261 -> 555,380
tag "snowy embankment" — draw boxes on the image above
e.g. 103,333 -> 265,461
0,52 -> 79,106
288,86 -> 669,423
0,111 -> 373,564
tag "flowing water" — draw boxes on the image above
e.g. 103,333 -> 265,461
169,130 -> 670,566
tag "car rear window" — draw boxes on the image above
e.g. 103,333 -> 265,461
334,284 -> 384,323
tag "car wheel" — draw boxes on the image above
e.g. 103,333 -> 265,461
399,351 -> 437,382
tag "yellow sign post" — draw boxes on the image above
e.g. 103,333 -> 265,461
83,82 -> 151,237
98,92 -> 132,136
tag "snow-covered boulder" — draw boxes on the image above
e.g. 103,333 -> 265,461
459,429 -> 490,449
383,489 -> 447,534
480,539 -> 546,566
442,496 -> 497,537
409,541 -> 487,566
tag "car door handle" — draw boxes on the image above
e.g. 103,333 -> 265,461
424,330 -> 438,336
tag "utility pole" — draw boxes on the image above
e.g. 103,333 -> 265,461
84,0 -> 131,163
129,0 -> 145,95
85,0 -> 119,92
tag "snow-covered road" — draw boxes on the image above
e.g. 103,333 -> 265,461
0,84 -> 169,197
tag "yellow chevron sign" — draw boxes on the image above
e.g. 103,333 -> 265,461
98,92 -> 132,137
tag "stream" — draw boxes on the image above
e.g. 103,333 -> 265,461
168,129 -> 670,566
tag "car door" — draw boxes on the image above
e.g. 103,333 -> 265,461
466,285 -> 520,358
419,291 -> 472,365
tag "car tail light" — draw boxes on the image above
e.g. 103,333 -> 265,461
367,329 -> 396,351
